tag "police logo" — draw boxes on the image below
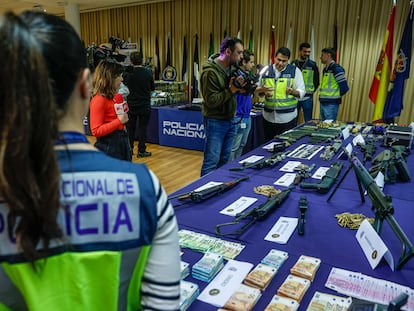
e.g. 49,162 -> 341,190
162,65 -> 177,81
209,288 -> 220,296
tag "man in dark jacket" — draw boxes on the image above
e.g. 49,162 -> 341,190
292,42 -> 320,122
124,51 -> 155,157
200,37 -> 245,176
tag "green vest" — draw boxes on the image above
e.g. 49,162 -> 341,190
302,69 -> 315,93
1,248 -> 150,311
261,65 -> 298,113
292,60 -> 315,94
320,71 -> 340,100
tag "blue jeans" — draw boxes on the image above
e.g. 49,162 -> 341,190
201,117 -> 236,176
320,102 -> 339,121
230,117 -> 251,161
298,97 -> 314,122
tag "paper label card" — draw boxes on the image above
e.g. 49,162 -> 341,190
194,181 -> 223,192
239,155 -> 264,164
274,173 -> 296,187
279,161 -> 302,172
312,167 -> 329,180
337,143 -> 353,160
352,134 -> 365,146
197,260 -> 254,307
374,171 -> 385,191
263,142 -> 281,151
342,127 -> 350,140
356,219 -> 394,270
220,196 -> 258,216
265,217 -> 298,244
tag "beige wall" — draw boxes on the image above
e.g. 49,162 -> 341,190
80,0 -> 414,124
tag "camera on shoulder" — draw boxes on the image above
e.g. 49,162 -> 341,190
231,68 -> 259,95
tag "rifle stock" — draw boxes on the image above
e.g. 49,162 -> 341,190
300,162 -> 343,194
169,175 -> 249,202
229,152 -> 287,171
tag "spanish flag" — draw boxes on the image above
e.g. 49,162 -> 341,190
369,5 -> 396,122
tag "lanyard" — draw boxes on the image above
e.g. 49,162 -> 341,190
56,131 -> 89,145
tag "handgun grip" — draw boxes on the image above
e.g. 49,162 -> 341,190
300,176 -> 335,194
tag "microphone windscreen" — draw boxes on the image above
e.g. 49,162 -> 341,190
114,93 -> 124,103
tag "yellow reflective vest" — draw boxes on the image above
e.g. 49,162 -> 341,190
320,64 -> 340,100
261,64 -> 298,113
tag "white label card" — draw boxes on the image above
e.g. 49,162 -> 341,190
342,127 -> 350,140
352,134 -> 365,146
312,167 -> 329,179
197,260 -> 254,307
279,161 -> 302,172
374,171 -> 385,190
239,155 -> 264,164
338,143 -> 353,159
262,141 -> 286,151
220,196 -> 258,216
264,217 -> 298,244
356,219 -> 394,271
194,181 -> 223,192
274,173 -> 296,186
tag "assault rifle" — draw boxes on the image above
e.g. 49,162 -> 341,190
369,147 -> 411,183
357,141 -> 376,163
347,152 -> 414,270
300,162 -> 344,194
168,175 -> 249,203
229,152 -> 287,171
215,187 -> 292,236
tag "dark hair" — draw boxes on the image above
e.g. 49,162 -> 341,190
219,37 -> 244,54
240,49 -> 254,66
322,47 -> 336,59
299,42 -> 311,50
130,51 -> 143,65
275,47 -> 291,59
92,59 -> 124,98
0,11 -> 61,262
20,11 -> 87,113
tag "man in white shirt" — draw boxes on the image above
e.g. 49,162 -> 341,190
260,47 -> 305,141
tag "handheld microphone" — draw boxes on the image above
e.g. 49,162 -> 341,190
113,93 -> 129,114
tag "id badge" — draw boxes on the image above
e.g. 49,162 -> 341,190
241,122 -> 246,129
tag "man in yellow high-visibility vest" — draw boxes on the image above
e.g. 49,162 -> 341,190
319,47 -> 349,121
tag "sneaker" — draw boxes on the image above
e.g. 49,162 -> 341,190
138,151 -> 152,158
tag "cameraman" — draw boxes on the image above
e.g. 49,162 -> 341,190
200,37 -> 245,176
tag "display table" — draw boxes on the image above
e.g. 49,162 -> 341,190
169,125 -> 414,310
144,106 -> 265,152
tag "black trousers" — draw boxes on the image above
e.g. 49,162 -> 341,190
127,109 -> 151,153
263,116 -> 298,142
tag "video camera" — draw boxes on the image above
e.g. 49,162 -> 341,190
86,36 -> 128,71
231,67 -> 259,95
109,36 -> 127,51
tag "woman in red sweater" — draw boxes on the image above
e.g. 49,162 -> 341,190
90,59 -> 132,161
